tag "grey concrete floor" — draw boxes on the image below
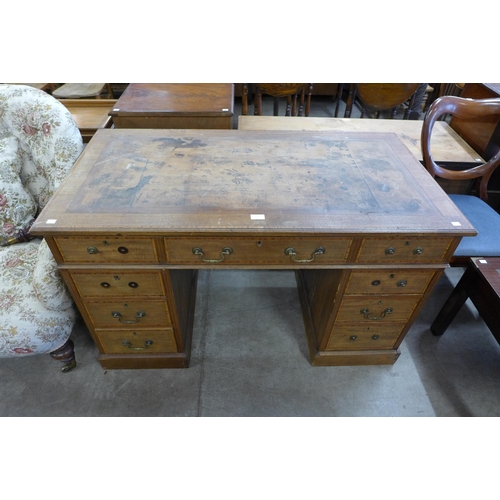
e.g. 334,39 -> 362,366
2,91 -> 500,417
2,262 -> 500,417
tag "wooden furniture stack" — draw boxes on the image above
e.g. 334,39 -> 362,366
31,129 -> 474,369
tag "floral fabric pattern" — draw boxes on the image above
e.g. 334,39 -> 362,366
0,135 -> 37,237
0,84 -> 83,358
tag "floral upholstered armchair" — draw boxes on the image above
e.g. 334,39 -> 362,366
0,84 -> 83,371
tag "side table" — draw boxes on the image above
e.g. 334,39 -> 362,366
431,257 -> 500,345
109,83 -> 234,129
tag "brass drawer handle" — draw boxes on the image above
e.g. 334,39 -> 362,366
360,307 -> 393,320
284,246 -> 325,263
397,280 -> 407,287
385,247 -> 396,255
112,310 -> 146,324
413,247 -> 423,255
122,339 -> 153,350
192,246 -> 233,263
87,246 -> 98,254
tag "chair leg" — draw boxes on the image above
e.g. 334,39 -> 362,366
50,338 -> 76,372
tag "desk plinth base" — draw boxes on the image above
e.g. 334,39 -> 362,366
307,344 -> 400,366
98,352 -> 190,370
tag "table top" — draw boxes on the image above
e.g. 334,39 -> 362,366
32,128 -> 475,237
109,83 -> 234,117
238,116 -> 483,163
472,257 -> 500,297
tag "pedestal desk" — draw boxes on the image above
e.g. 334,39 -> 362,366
109,83 -> 234,130
31,129 -> 475,369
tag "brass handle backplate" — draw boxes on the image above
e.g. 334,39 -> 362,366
192,246 -> 233,263
122,339 -> 153,350
112,310 -> 146,324
284,246 -> 325,263
360,307 -> 393,320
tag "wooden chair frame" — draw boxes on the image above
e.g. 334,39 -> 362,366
421,96 -> 500,203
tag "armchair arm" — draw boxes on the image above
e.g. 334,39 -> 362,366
32,239 -> 73,311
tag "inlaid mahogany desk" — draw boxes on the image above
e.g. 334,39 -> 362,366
109,83 -> 234,130
31,129 -> 475,370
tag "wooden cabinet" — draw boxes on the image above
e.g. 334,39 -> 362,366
31,129 -> 474,369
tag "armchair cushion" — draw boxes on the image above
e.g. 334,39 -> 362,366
0,134 -> 37,239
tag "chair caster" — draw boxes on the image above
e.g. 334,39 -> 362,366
61,360 -> 77,373
50,339 -> 76,372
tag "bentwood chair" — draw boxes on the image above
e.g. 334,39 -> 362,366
242,83 -> 313,117
421,95 -> 500,267
346,83 -> 421,119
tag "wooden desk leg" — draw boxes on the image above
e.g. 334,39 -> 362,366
430,265 -> 475,336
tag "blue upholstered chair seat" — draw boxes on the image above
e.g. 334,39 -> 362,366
451,194 -> 500,257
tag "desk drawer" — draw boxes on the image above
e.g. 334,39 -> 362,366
165,237 -> 351,265
55,237 -> 158,263
326,323 -> 403,350
96,329 -> 177,354
70,271 -> 165,297
335,295 -> 420,323
345,269 -> 436,295
356,237 -> 453,263
84,300 -> 171,328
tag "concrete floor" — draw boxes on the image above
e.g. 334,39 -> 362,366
2,91 -> 500,417
2,266 -> 500,417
